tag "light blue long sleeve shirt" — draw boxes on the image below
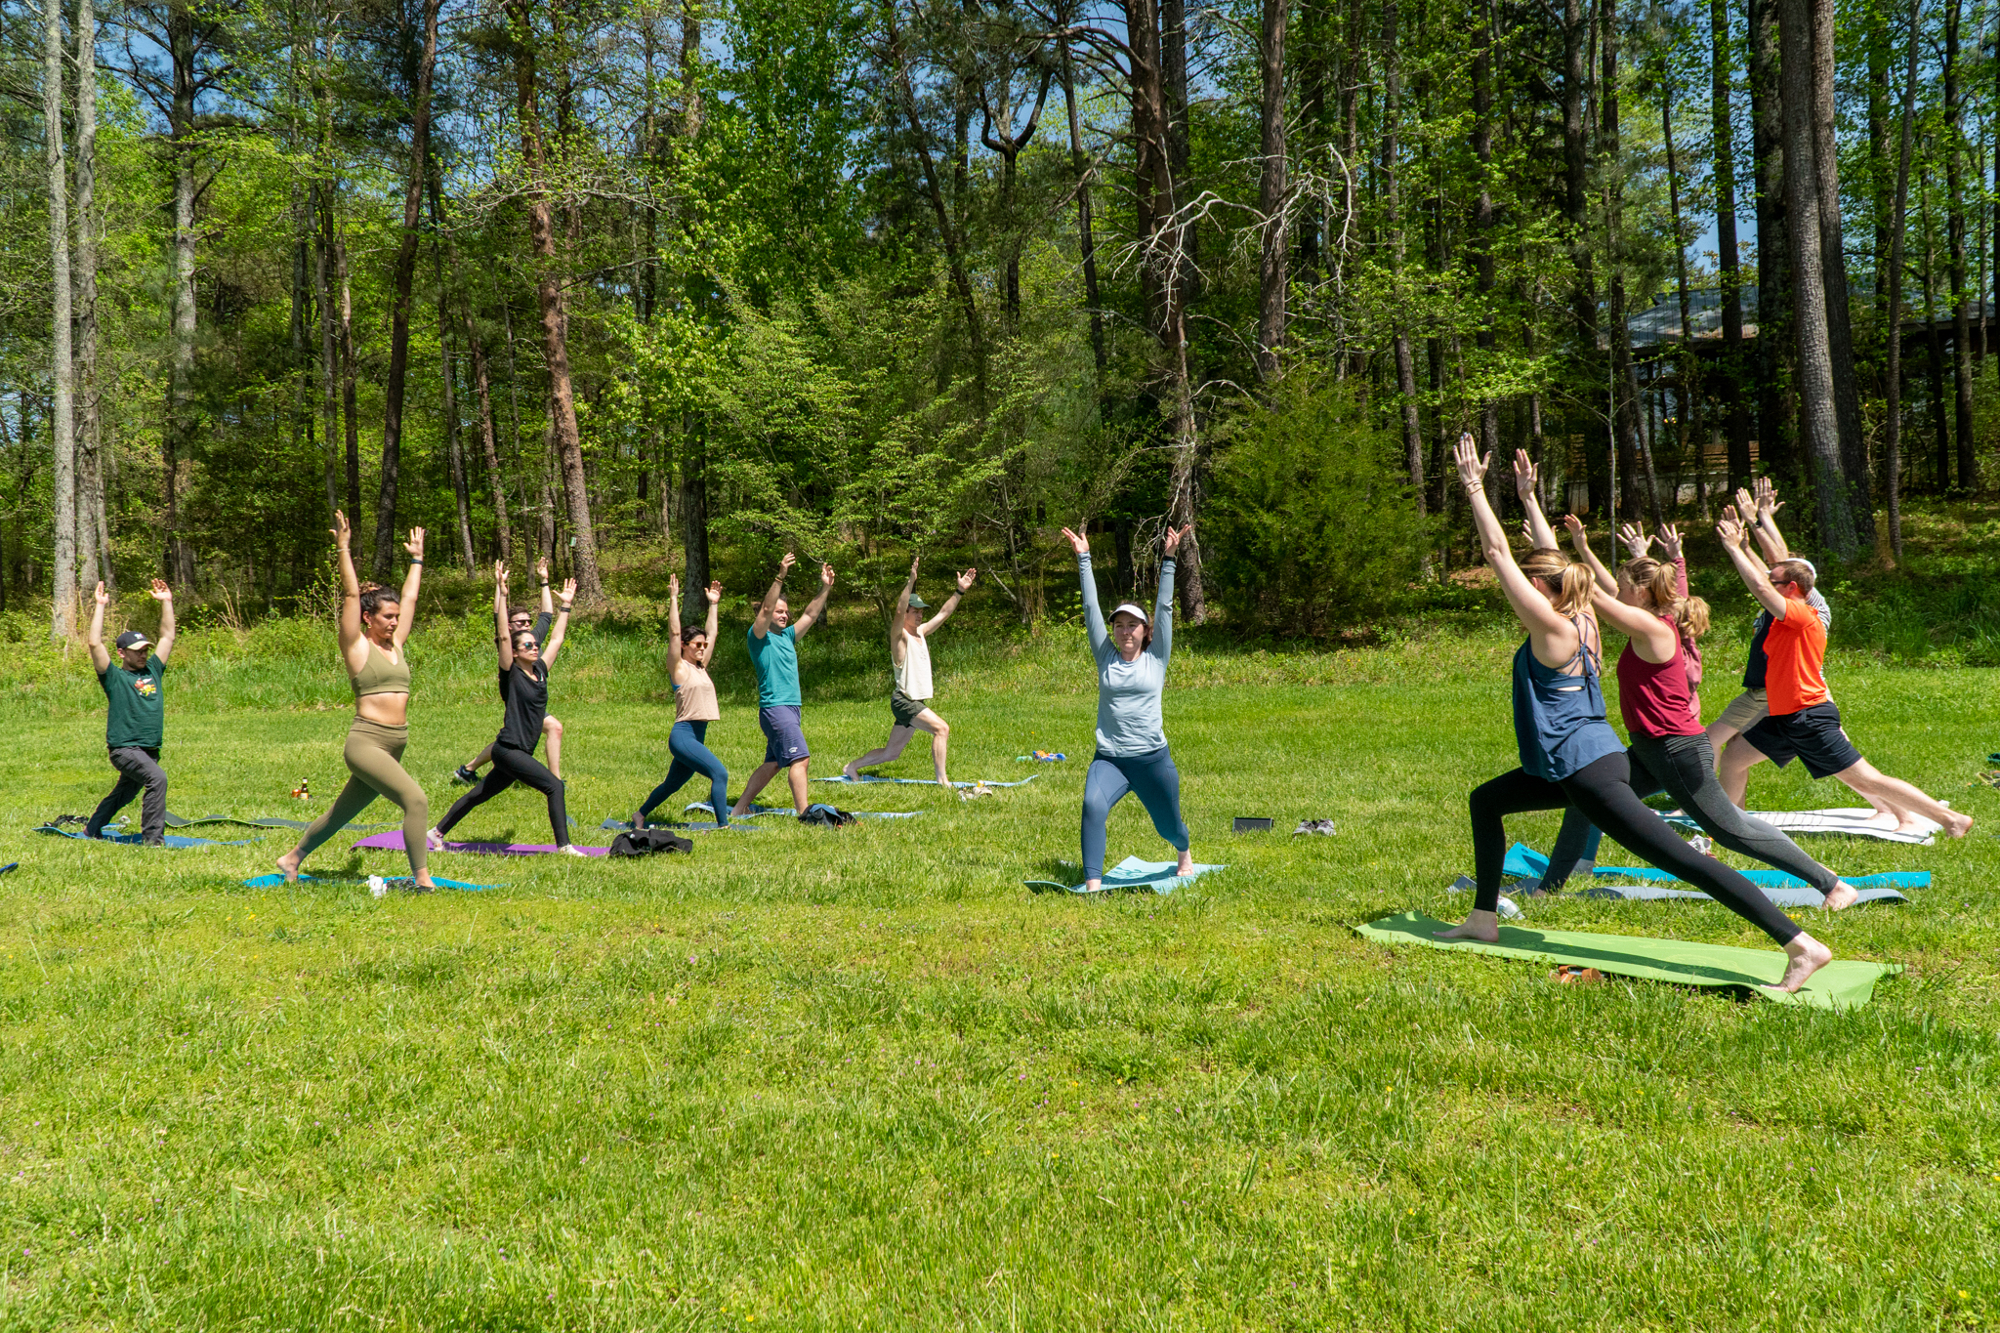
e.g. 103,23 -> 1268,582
1079,552 -> 1175,756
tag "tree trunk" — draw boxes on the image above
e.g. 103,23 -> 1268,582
1254,0 -> 1287,382
1471,0 -> 1499,460
336,223 -> 360,518
1780,0 -> 1858,554
466,310 -> 511,562
1664,55 -> 1699,515
46,0 -> 76,635
371,0 -> 442,579
1711,0 -> 1750,492
164,0 -> 198,586
1748,0 -> 1792,480
1946,0 -> 1978,491
428,174 -> 474,569
1809,0 -> 1868,517
1601,0 -> 1657,527
75,0 -> 104,594
313,183 -> 340,519
1057,28 -> 1107,377
509,0 -> 604,603
1383,0 -> 1426,518
1922,177 -> 1953,490
1885,0 -> 1919,559
681,413 -> 710,591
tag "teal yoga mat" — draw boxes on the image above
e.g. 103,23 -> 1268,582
1026,855 -> 1227,896
1355,911 -> 1901,1009
815,774 -> 1039,789
599,817 -> 758,833
1506,841 -> 1927,894
241,872 -> 497,890
682,802 -> 920,821
163,811 -> 389,832
34,825 -> 257,849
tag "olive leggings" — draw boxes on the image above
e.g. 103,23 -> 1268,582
292,717 -> 430,876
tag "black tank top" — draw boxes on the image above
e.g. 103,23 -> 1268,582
496,660 -> 548,753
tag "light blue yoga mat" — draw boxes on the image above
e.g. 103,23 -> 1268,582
599,817 -> 758,833
1026,855 -> 1227,896
34,825 -> 257,849
816,774 -> 1039,789
241,873 -> 497,890
1581,883 -> 1907,907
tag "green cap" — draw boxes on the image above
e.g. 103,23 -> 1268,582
906,593 -> 930,610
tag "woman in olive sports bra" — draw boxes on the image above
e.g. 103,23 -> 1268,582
277,512 -> 435,889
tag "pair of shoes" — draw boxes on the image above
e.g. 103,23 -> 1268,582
450,765 -> 479,786
1292,819 -> 1337,836
1551,964 -> 1604,985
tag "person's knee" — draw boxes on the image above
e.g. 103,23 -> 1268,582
932,718 -> 950,741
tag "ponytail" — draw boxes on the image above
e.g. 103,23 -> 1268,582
1621,556 -> 1709,641
1520,547 -> 1594,616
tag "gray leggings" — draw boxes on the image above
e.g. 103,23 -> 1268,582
1544,731 -> 1838,895
292,718 -> 430,876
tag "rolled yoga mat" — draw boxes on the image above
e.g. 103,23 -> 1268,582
1026,855 -> 1227,896
1664,808 -> 1939,845
814,774 -> 1039,789
241,872 -> 498,890
352,831 -> 606,858
1354,911 -> 1901,1009
34,825 -> 257,849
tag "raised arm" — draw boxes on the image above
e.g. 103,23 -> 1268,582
393,527 -> 426,648
150,580 -> 178,664
332,511 -> 366,667
1152,526 -> 1186,662
493,563 -> 515,673
1457,435 -> 1577,641
1561,514 -> 1618,595
792,563 -> 835,639
542,579 -> 577,666
86,581 -> 110,673
1716,514 -> 1789,617
1588,584 -> 1679,663
667,574 -> 688,684
751,553 -> 794,639
894,555 -> 918,644
532,556 -> 553,641
1513,450 -> 1559,549
700,580 -> 721,667
1063,527 -> 1110,659
921,567 -> 977,635
1656,523 -> 1689,597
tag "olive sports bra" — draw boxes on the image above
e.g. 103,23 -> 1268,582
351,640 -> 412,698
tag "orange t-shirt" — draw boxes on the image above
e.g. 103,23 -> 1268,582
1763,597 -> 1830,716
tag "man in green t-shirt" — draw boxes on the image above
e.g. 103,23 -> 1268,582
85,580 -> 178,845
732,552 -> 834,817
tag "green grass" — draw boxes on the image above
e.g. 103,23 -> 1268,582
4,608 -> 2000,1330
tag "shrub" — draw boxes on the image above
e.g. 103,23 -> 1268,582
1205,375 -> 1432,636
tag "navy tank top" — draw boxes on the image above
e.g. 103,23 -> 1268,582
1511,616 -> 1624,782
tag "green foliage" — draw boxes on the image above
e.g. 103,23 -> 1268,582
1204,375 -> 1432,636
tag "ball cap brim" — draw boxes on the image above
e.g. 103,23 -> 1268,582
115,630 -> 153,651
1109,602 -> 1151,624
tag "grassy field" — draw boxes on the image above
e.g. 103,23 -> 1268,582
3,595 -> 2000,1330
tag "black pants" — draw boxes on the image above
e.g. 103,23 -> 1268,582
435,743 -> 569,847
88,746 -> 167,844
1469,750 -> 1801,945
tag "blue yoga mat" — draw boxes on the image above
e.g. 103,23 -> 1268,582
815,774 -> 1039,789
682,802 -> 920,821
35,825 -> 257,849
240,872 -> 497,890
1026,855 -> 1227,896
1504,841 -> 1926,894
599,817 -> 758,833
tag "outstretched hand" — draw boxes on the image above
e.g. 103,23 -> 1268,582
1657,523 -> 1683,562
493,560 -> 509,586
955,567 -> 978,593
670,573 -> 681,598
704,580 -> 722,605
1617,522 -> 1652,561
331,510 -> 352,549
779,552 -> 797,576
1061,527 -> 1090,556
1715,513 -> 1744,547
404,527 -> 426,560
1511,449 -> 1539,504
1753,475 -> 1784,522
536,556 -> 550,583
558,578 -> 578,608
1452,433 -> 1487,489
94,581 -> 110,609
909,554 -> 921,581
1560,513 -> 1586,543
820,562 -> 836,588
1163,524 -> 1191,557
149,578 -> 172,603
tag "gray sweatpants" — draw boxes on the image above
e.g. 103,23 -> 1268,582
1544,731 -> 1839,896
88,746 -> 168,845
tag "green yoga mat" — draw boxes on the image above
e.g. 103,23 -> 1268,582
1354,911 -> 1901,1009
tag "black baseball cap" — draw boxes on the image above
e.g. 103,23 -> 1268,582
115,630 -> 152,651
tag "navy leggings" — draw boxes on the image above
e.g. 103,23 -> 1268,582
638,721 -> 730,827
1082,746 -> 1190,880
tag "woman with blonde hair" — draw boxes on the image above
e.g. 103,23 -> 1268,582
1440,436 -> 1836,992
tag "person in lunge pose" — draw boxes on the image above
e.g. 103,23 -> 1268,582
734,552 -> 834,818
430,563 -> 582,853
843,555 -> 978,785
631,574 -> 730,829
85,579 -> 178,845
1063,522 -> 1196,894
1714,511 -> 1971,838
1439,435 -> 1836,993
278,514 -> 435,888
451,556 -> 564,785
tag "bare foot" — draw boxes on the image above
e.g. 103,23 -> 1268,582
1767,933 -> 1833,994
842,764 -> 861,781
410,877 -> 437,893
275,850 -> 302,885
1943,811 -> 1975,838
425,827 -> 447,852
557,844 -> 589,857
1822,881 -> 1860,911
630,811 -> 646,831
1177,850 -> 1195,876
1861,809 -> 1901,830
1084,878 -> 1103,893
1435,910 -> 1500,943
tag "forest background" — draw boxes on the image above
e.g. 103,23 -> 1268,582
2,0 -> 1998,643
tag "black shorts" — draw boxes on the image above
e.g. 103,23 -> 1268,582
758,705 -> 809,765
1743,701 -> 1863,779
890,689 -> 929,728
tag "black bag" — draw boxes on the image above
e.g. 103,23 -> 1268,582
798,803 -> 856,828
609,827 -> 695,857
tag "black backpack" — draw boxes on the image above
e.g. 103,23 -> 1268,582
609,827 -> 695,858
798,803 -> 856,828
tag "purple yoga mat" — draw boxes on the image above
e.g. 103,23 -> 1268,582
352,831 -> 607,857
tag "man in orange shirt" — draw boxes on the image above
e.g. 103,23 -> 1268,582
1715,513 -> 1971,838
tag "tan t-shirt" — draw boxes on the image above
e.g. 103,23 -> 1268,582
674,665 -> 720,722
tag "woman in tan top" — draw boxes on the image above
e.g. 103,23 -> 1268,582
278,511 -> 435,889
631,574 -> 729,829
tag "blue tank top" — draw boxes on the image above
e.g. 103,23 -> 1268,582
1511,617 -> 1625,782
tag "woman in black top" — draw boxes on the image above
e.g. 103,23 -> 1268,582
429,562 -> 582,854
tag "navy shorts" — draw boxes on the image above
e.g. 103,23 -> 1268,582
759,705 -> 809,765
1743,701 -> 1863,779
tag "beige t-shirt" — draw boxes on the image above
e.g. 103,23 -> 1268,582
674,665 -> 720,722
894,630 -> 933,701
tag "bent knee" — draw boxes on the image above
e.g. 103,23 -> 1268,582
544,716 -> 563,736
932,719 -> 950,739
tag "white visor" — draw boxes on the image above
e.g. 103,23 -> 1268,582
1109,602 -> 1150,624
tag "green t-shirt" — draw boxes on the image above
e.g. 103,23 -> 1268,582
746,623 -> 801,708
101,653 -> 166,749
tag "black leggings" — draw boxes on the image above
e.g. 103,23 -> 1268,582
1470,750 -> 1801,945
435,743 -> 570,847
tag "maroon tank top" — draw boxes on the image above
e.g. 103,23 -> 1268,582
1616,616 -> 1705,739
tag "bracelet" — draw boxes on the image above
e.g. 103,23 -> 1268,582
409,559 -> 423,566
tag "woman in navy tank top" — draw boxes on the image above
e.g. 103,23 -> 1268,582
1439,436 -> 1837,994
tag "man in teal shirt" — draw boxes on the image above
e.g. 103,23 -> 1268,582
733,552 -> 834,817
85,579 -> 178,845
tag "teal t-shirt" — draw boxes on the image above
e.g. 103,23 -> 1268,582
747,624 -> 802,708
101,653 -> 166,749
